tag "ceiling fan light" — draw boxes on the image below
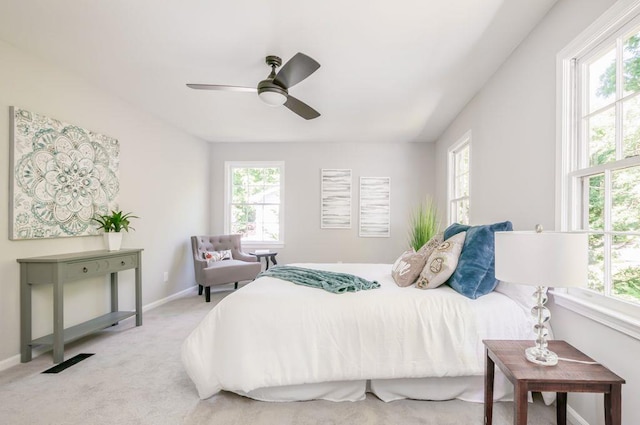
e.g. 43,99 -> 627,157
259,89 -> 287,106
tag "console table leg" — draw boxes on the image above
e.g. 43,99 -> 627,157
135,262 -> 142,326
111,272 -> 119,313
20,263 -> 32,363
52,276 -> 64,364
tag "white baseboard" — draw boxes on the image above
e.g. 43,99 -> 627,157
0,285 -> 198,373
142,285 -> 197,312
0,346 -> 49,372
567,405 -> 591,425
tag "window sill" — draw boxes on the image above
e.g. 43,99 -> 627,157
242,242 -> 284,250
551,290 -> 640,342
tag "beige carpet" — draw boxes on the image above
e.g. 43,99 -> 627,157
0,286 -> 555,425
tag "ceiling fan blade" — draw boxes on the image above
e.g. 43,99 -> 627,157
283,95 -> 320,120
273,53 -> 320,89
186,84 -> 257,92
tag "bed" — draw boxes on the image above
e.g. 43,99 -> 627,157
181,262 -> 539,403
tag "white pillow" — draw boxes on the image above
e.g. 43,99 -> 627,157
416,232 -> 466,289
495,281 -> 540,313
204,250 -> 232,266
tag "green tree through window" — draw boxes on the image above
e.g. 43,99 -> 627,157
584,32 -> 640,304
227,163 -> 283,244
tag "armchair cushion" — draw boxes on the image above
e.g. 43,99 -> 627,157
202,260 -> 262,286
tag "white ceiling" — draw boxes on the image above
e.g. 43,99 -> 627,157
0,0 -> 557,143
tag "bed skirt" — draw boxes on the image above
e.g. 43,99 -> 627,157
233,371 -> 514,403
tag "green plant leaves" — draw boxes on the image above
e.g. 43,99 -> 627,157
408,199 -> 439,251
91,210 -> 138,232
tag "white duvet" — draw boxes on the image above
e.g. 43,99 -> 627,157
181,263 -> 534,399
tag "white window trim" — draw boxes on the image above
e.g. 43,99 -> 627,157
555,0 -> 640,340
224,160 -> 285,249
447,131 -> 472,225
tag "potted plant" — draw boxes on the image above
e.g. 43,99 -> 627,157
408,198 -> 439,252
92,210 -> 138,251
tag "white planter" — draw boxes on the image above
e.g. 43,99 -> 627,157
104,232 -> 123,251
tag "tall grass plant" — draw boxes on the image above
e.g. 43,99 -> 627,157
408,199 -> 439,251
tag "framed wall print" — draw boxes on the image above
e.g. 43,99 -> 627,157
359,176 -> 390,237
320,169 -> 352,229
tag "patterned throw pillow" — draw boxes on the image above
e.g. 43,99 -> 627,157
391,250 -> 429,287
417,232 -> 444,258
204,250 -> 232,267
416,232 -> 466,290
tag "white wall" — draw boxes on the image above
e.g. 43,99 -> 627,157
210,142 -> 436,264
0,40 -> 210,365
434,0 -> 639,424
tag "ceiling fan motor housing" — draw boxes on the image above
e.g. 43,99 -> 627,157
258,56 -> 288,106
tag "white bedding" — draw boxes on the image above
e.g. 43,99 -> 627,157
181,263 -> 535,400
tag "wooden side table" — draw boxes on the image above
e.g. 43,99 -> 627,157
250,252 -> 278,270
484,340 -> 624,425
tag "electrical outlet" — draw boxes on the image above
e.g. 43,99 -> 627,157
163,271 -> 169,282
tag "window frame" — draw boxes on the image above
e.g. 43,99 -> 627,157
556,0 -> 640,340
447,131 -> 471,225
223,160 -> 285,248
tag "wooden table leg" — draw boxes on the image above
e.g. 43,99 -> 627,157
514,382 -> 528,425
557,392 -> 567,425
605,384 -> 622,425
484,349 -> 494,425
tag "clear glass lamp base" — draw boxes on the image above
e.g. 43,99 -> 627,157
525,285 -> 558,366
525,346 -> 558,366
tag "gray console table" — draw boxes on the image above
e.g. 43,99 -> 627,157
18,248 -> 143,363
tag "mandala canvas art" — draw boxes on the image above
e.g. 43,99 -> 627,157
9,107 -> 120,240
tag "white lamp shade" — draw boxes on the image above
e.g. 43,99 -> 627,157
494,231 -> 588,288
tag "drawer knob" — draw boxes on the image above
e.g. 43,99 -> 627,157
82,267 -> 88,273
121,261 -> 126,266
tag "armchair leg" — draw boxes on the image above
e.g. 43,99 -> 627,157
198,285 -> 203,296
235,282 -> 238,290
205,286 -> 211,302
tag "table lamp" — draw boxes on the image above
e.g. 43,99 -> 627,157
494,226 -> 587,366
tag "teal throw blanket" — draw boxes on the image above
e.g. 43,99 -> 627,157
258,265 -> 380,294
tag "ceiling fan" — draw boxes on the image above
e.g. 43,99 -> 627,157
187,52 -> 321,120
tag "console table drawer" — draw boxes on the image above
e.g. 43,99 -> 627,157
65,254 -> 138,281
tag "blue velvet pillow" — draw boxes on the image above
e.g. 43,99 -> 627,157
444,221 -> 513,299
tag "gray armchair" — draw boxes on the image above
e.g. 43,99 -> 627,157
191,234 -> 262,302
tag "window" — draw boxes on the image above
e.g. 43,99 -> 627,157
224,161 -> 284,246
558,0 -> 640,333
448,133 -> 471,225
